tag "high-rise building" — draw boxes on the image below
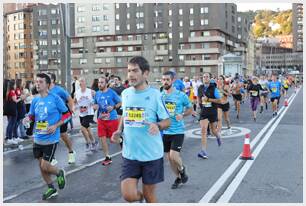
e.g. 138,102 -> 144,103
4,8 -> 34,81
292,3 -> 303,52
70,3 -> 252,82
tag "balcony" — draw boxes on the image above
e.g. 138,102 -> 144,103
71,39 -> 84,48
155,50 -> 168,55
96,40 -> 142,47
233,47 -> 246,52
188,36 -> 225,43
178,48 -> 220,55
155,38 -> 168,44
71,53 -> 83,58
96,51 -> 142,57
185,59 -> 219,66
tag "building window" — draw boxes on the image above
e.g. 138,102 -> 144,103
179,21 -> 183,27
116,25 -> 120,31
38,9 -> 47,15
103,4 -> 110,10
77,6 -> 85,12
128,35 -> 133,40
94,58 -> 102,64
103,25 -> 109,31
115,14 -> 119,20
190,8 -> 194,14
190,20 -> 194,26
116,58 -> 122,63
103,15 -> 108,21
179,9 -> 183,15
128,46 -> 133,51
18,23 -> 24,29
179,55 -> 184,61
77,27 -> 85,33
169,21 -> 172,28
52,39 -> 60,45
80,59 -> 87,64
204,19 -> 208,25
204,7 -> 209,13
92,5 -> 100,11
51,19 -> 59,25
136,23 -> 144,29
127,13 -> 130,19
105,58 -> 111,64
127,24 -> 130,30
179,32 -> 183,38
127,3 -> 130,8
169,33 -> 173,39
203,43 -> 209,49
201,19 -> 205,26
203,54 -> 211,60
92,26 -> 101,32
136,3 -> 143,7
190,32 -> 195,37
115,3 -> 120,9
117,47 -> 123,52
51,9 -> 57,14
39,60 -> 48,65
92,15 -> 100,22
39,40 -> 47,46
38,29 -> 47,36
169,10 -> 172,16
203,31 -> 210,36
238,34 -> 241,39
179,67 -> 185,73
78,16 -> 85,23
238,17 -> 241,22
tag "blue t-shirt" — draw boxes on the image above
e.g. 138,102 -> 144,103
173,79 -> 185,92
122,86 -> 170,161
161,88 -> 192,135
29,93 -> 68,145
49,85 -> 70,103
94,88 -> 121,120
268,81 -> 282,98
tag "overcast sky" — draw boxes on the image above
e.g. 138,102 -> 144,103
237,3 -> 292,11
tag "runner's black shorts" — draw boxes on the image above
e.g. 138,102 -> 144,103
232,94 -> 242,101
163,134 -> 184,153
79,115 -> 94,128
120,157 -> 164,185
116,108 -> 123,116
60,122 -> 68,133
217,102 -> 230,112
199,108 -> 218,123
270,96 -> 281,103
284,87 -> 289,91
33,143 -> 58,162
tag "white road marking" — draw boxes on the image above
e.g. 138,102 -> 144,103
3,151 -> 122,202
185,126 -> 251,139
217,87 -> 300,203
199,89 -> 298,203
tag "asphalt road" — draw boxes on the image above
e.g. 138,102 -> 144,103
3,87 -> 303,203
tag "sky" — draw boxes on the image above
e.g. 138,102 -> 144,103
237,3 -> 292,12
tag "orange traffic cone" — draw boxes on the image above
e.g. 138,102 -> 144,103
284,98 -> 288,107
240,134 -> 253,160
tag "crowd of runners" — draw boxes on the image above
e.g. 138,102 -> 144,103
3,56 -> 301,202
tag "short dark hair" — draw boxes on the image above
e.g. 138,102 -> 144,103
128,56 -> 150,73
163,71 -> 175,80
37,73 -> 51,85
47,72 -> 56,83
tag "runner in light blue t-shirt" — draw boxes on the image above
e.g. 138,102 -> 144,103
111,56 -> 170,203
161,71 -> 193,189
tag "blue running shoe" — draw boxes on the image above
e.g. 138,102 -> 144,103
197,150 -> 208,159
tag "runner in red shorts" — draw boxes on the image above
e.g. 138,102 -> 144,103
93,76 -> 122,165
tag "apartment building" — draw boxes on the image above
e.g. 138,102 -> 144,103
292,3 -> 303,52
4,8 -> 34,81
71,3 -> 253,82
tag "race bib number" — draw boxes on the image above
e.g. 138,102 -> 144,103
124,107 -> 146,127
271,87 -> 277,93
251,91 -> 258,96
165,101 -> 176,116
202,97 -> 212,107
36,121 -> 49,134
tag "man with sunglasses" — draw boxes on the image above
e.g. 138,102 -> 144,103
197,73 -> 222,159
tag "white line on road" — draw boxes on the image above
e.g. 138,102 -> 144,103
217,87 -> 300,203
3,151 -> 122,202
199,89 -> 299,203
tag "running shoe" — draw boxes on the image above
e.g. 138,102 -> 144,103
91,141 -> 99,151
57,169 -> 66,190
85,143 -> 91,152
42,187 -> 58,200
68,151 -> 76,164
197,150 -> 208,159
179,166 -> 188,184
51,158 -> 58,166
171,177 -> 182,189
102,156 -> 112,166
